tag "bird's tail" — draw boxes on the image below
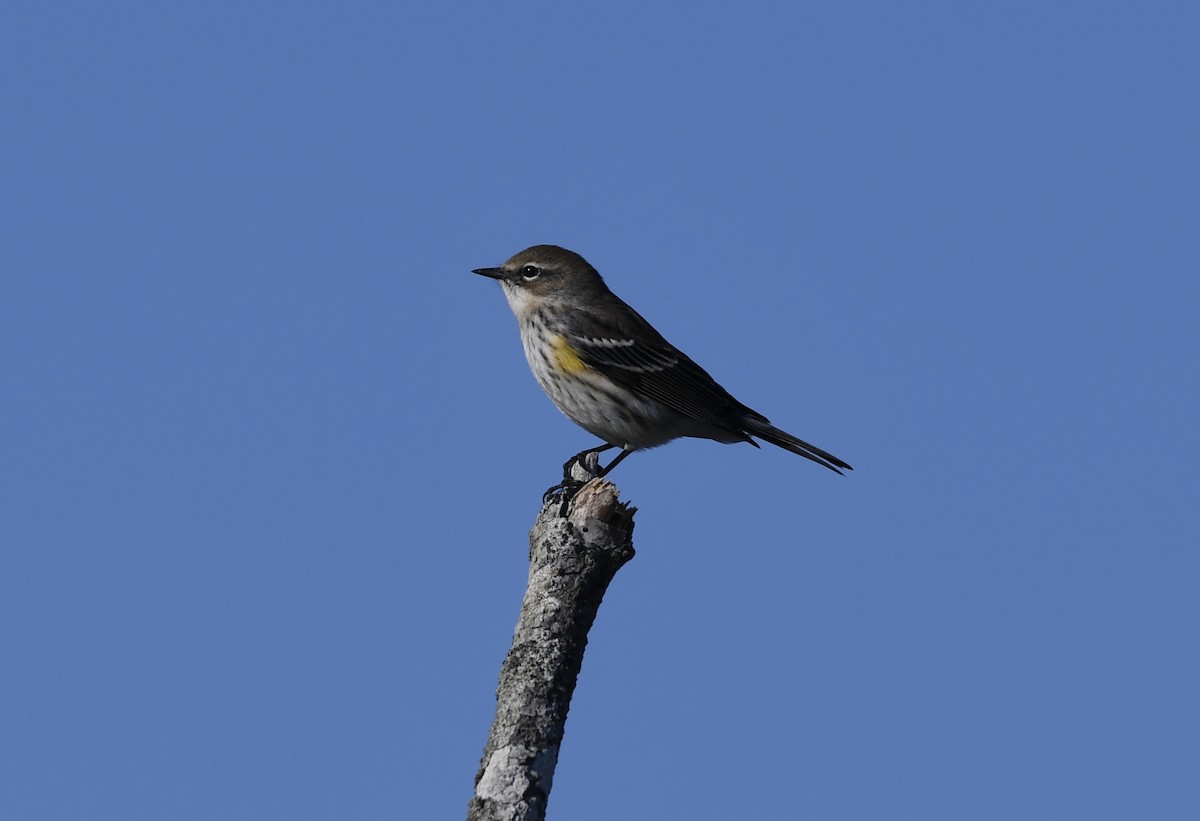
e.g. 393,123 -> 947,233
741,416 -> 853,475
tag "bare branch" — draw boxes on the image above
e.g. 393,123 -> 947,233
467,478 -> 636,821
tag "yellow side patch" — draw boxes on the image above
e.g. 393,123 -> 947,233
550,335 -> 589,374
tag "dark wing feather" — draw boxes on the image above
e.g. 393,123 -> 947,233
566,295 -> 761,438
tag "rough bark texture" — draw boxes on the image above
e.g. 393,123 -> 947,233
466,476 -> 636,821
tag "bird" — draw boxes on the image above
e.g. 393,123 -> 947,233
473,244 -> 851,478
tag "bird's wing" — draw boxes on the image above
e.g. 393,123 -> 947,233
566,299 -> 764,436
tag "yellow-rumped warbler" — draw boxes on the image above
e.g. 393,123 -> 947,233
473,245 -> 852,477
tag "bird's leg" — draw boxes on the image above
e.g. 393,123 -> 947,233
564,443 -> 616,481
543,443 -> 617,506
596,447 -> 633,477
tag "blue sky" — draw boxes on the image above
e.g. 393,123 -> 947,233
3,2 -> 1198,818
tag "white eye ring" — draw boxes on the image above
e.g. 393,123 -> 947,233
520,265 -> 541,281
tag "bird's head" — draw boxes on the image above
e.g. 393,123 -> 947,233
473,245 -> 608,318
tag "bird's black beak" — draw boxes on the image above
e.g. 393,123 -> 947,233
472,266 -> 505,280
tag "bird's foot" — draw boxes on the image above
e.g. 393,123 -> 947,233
563,447 -> 606,482
541,447 -> 610,510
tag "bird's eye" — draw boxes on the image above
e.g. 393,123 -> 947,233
520,265 -> 541,281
